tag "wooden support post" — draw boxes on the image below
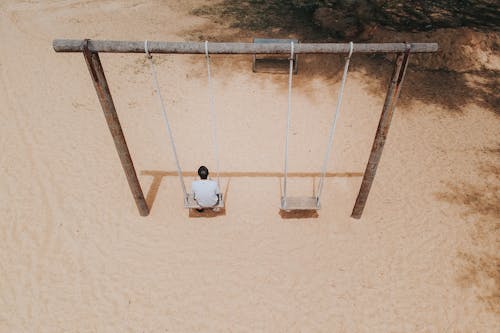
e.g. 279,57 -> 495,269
82,41 -> 149,216
351,50 -> 411,219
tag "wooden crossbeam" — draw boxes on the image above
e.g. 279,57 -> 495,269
53,39 -> 438,54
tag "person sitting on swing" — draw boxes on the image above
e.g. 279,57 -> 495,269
191,166 -> 220,212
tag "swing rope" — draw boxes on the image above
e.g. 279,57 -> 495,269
282,41 -> 295,206
315,42 -> 354,206
145,40 -> 188,200
205,41 -> 221,188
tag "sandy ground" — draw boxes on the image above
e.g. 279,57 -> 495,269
1,0 -> 499,332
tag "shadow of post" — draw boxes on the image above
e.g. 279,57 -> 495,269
145,172 -> 164,209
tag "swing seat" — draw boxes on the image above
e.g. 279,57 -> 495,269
184,193 -> 224,209
252,38 -> 299,74
281,196 -> 320,211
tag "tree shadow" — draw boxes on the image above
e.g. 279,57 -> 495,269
192,1 -> 500,35
435,147 -> 500,313
358,55 -> 499,115
190,1 -> 323,39
186,0 -> 499,116
455,250 -> 499,313
363,0 -> 500,32
436,165 -> 500,219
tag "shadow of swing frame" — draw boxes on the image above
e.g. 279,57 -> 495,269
141,170 -> 364,211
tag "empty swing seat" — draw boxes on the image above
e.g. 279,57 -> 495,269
281,196 -> 320,211
184,193 -> 225,209
252,38 -> 299,74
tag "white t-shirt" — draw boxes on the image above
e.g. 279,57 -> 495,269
191,180 -> 220,207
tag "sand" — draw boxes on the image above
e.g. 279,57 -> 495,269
1,1 -> 498,331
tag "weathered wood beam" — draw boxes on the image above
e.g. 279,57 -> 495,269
54,39 -> 438,54
351,50 -> 411,219
82,41 -> 149,216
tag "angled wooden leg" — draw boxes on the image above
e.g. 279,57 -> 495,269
82,41 -> 149,216
351,50 -> 411,219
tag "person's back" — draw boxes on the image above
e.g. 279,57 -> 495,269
191,179 -> 219,207
191,166 -> 220,208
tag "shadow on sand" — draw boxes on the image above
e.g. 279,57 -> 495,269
141,170 -> 363,217
435,146 -> 500,313
182,1 -> 499,116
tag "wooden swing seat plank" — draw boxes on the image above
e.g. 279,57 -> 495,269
281,196 -> 320,211
184,193 -> 224,209
253,59 -> 292,74
253,38 -> 298,74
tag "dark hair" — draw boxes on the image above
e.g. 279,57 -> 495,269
198,166 -> 209,179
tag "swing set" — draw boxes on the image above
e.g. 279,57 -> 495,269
53,39 -> 438,218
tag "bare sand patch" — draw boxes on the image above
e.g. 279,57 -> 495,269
0,1 -> 498,331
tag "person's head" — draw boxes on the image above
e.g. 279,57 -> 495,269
198,166 -> 209,180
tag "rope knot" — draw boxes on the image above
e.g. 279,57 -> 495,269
348,41 -> 354,58
289,41 -> 295,61
205,40 -> 210,58
144,40 -> 152,59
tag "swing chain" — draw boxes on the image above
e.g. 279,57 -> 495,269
145,40 -> 189,201
282,41 -> 295,207
315,41 -> 354,207
205,41 -> 222,189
